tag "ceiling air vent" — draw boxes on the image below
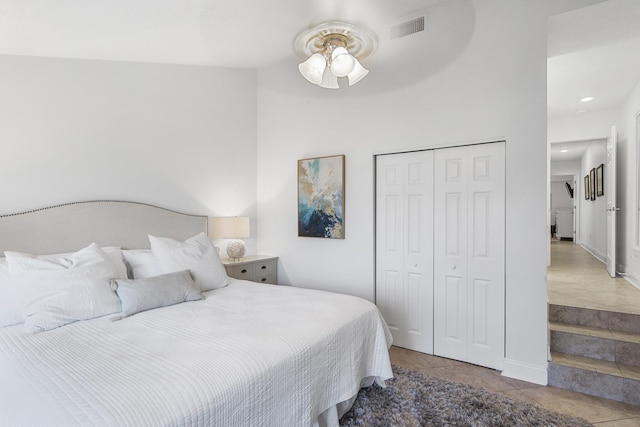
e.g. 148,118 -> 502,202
390,15 -> 425,40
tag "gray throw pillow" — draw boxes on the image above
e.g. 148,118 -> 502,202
112,270 -> 202,317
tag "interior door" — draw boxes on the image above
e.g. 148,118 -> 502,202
606,125 -> 618,277
433,142 -> 505,370
376,151 -> 434,353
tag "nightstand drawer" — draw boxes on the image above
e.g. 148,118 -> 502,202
222,256 -> 278,285
225,263 -> 256,279
253,259 -> 276,276
253,272 -> 277,285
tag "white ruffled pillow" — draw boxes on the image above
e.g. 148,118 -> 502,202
0,259 -> 23,327
5,243 -> 123,333
149,232 -> 229,292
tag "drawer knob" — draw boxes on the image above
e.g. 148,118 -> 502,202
241,269 -> 248,274
261,277 -> 267,282
261,265 -> 267,270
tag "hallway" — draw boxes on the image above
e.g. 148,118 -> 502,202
548,241 -> 640,315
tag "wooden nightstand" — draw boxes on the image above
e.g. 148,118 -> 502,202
222,255 -> 278,284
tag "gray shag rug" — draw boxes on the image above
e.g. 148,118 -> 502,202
340,365 -> 592,426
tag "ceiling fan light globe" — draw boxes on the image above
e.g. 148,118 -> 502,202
347,58 -> 369,86
330,47 -> 356,77
319,67 -> 340,89
298,53 -> 326,85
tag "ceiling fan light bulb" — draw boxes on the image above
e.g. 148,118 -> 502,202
347,58 -> 369,86
298,53 -> 326,85
330,47 -> 356,77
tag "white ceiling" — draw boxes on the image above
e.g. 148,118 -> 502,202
548,0 -> 640,163
0,0 -> 445,68
548,0 -> 640,120
1,0 -> 638,157
549,139 -> 598,162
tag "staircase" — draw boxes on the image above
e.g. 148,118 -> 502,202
548,304 -> 640,406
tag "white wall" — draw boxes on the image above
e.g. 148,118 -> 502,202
548,110 -> 618,143
578,140 -> 607,259
257,0 -> 549,384
550,181 -> 574,218
618,78 -> 640,287
551,160 -> 581,176
0,55 -> 258,253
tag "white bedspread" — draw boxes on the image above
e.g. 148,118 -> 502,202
0,280 -> 393,426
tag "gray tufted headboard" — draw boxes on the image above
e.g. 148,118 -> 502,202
0,201 -> 208,254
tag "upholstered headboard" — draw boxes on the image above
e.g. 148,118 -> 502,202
0,201 -> 208,254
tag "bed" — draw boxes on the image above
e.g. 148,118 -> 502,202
0,201 -> 393,427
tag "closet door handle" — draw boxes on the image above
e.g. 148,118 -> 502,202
451,265 -> 457,270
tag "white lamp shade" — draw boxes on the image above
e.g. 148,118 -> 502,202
347,58 -> 369,86
298,53 -> 326,85
208,216 -> 250,239
319,67 -> 339,89
330,47 -> 356,77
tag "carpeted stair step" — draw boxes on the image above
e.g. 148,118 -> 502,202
549,322 -> 640,367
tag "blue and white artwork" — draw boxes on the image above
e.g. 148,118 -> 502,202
298,155 -> 345,239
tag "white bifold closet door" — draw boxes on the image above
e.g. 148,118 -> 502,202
433,143 -> 505,370
376,150 -> 434,354
376,142 -> 505,370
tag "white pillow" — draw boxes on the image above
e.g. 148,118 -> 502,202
112,270 -> 202,317
0,247 -> 126,328
101,247 -> 128,280
5,243 -> 123,333
0,259 -> 23,327
122,249 -> 160,279
149,232 -> 229,292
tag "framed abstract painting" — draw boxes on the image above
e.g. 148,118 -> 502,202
298,155 -> 345,239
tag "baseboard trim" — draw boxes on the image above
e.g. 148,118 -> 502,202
502,359 -> 548,385
579,243 -> 605,264
619,264 -> 640,291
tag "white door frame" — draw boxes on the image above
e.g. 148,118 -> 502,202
606,125 -> 618,277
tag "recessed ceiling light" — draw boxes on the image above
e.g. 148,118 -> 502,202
580,97 -> 594,102
560,149 -> 568,153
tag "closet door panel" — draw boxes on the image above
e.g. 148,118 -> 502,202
434,148 -> 468,361
467,143 -> 505,369
376,151 -> 434,354
434,142 -> 504,369
444,274 -> 465,342
376,158 -> 405,346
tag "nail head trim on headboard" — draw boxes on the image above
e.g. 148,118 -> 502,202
0,200 -> 208,254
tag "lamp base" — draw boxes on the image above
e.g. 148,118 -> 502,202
226,239 -> 246,260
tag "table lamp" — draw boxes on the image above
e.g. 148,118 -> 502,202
208,216 -> 250,260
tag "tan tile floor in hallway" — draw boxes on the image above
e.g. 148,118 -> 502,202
387,240 -> 640,425
548,240 -> 640,315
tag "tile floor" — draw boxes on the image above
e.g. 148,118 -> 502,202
387,240 -> 640,425
548,240 -> 640,315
